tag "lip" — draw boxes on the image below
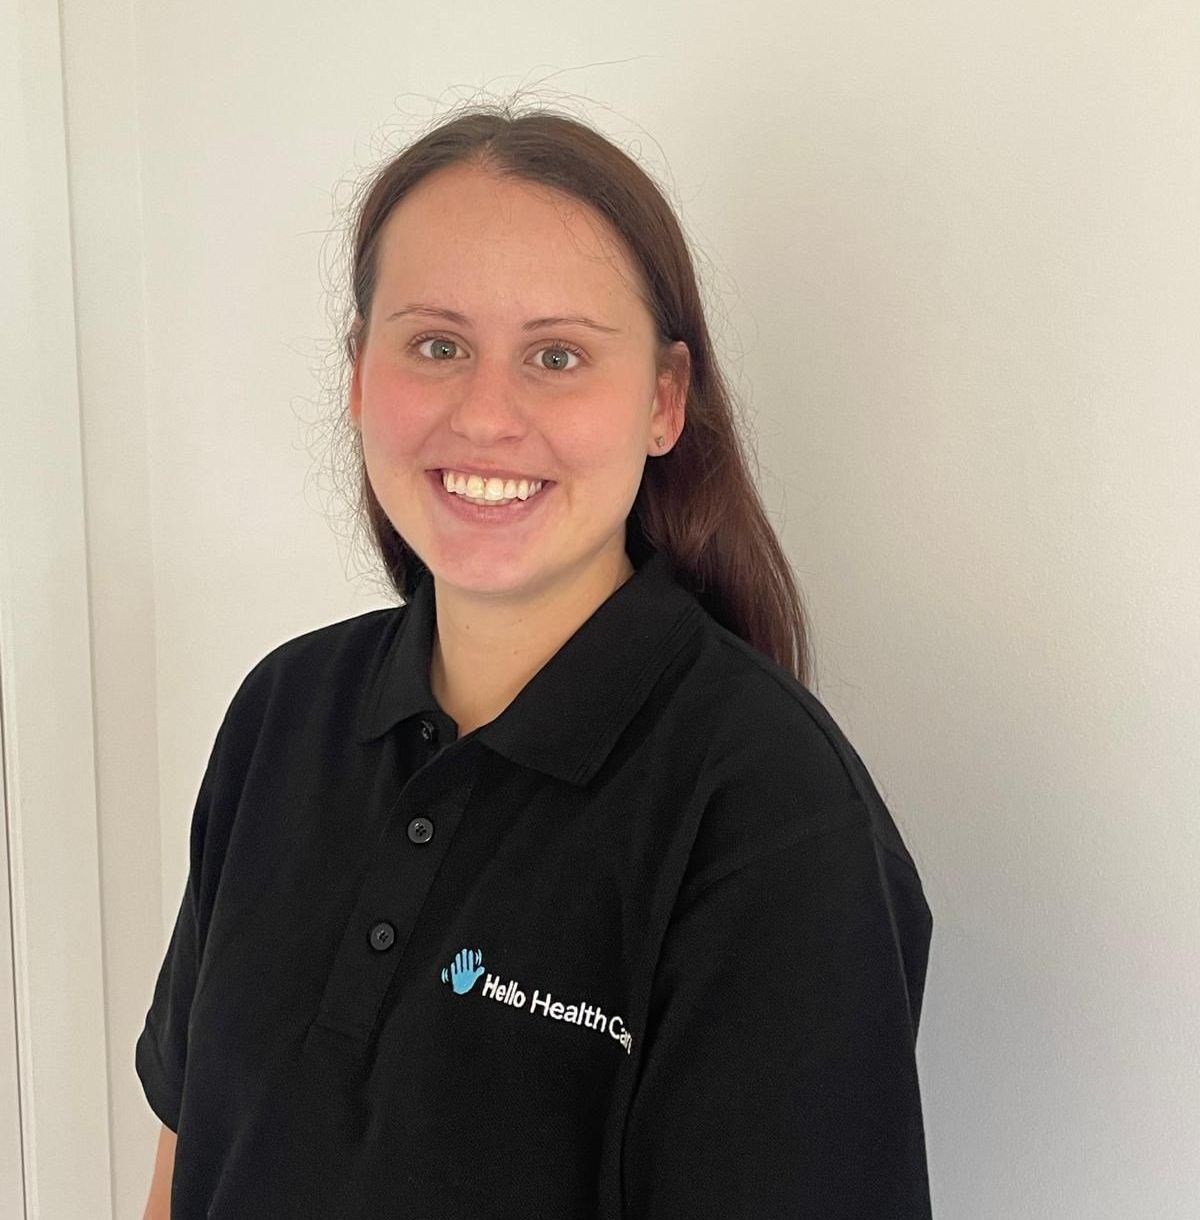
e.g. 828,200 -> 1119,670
431,467 -> 554,486
427,468 -> 556,525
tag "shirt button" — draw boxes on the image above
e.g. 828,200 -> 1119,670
368,921 -> 396,952
407,817 -> 434,844
419,718 -> 436,743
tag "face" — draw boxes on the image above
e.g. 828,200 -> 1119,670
349,161 -> 688,605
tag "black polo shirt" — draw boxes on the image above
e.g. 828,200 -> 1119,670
136,545 -> 933,1219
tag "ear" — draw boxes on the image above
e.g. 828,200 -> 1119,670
349,318 -> 365,431
649,340 -> 690,455
350,357 -> 362,431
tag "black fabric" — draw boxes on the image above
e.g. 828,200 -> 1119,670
136,545 -> 934,1218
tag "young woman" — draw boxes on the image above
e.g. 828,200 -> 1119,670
139,105 -> 933,1219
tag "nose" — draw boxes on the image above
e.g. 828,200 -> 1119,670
447,353 -> 530,444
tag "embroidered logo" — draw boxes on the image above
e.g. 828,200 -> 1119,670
440,947 -> 485,994
439,946 -> 634,1054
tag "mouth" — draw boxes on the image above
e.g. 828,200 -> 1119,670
426,469 -> 557,524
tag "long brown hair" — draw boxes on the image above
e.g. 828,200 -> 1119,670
338,102 -> 814,689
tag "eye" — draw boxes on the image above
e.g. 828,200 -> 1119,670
411,334 -> 463,361
535,342 -> 585,372
408,333 -> 586,372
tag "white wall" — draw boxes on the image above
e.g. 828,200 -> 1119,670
47,0 -> 1200,1216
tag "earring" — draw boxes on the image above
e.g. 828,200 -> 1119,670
655,436 -> 665,448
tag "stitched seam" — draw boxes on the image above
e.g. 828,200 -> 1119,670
674,806 -> 873,916
712,631 -> 925,888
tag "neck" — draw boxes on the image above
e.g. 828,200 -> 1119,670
429,547 -> 636,738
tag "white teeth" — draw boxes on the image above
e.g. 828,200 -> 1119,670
441,470 -> 545,502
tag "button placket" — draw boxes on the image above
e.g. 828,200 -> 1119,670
312,747 -> 482,1043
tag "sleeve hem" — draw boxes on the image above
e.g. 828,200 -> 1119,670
135,1025 -> 182,1133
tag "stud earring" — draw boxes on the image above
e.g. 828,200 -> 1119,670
655,436 -> 665,447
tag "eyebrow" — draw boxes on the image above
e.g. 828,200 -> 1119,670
383,304 -> 622,336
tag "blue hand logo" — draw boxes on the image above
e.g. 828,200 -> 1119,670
440,947 -> 485,994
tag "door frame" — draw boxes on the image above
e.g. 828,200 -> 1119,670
0,0 -> 115,1215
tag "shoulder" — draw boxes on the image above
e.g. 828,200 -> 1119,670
217,605 -> 404,741
675,615 -> 923,897
179,606 -> 407,898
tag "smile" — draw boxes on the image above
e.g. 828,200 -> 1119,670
440,469 -> 548,505
427,469 -> 557,525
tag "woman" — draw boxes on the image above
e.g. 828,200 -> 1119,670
138,105 -> 933,1218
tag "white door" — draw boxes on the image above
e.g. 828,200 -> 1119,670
0,684 -> 26,1216
2,0 -> 116,1213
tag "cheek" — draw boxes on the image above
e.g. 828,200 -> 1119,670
548,385 -> 649,467
358,363 -> 434,452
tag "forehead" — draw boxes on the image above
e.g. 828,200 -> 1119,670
374,163 -> 647,317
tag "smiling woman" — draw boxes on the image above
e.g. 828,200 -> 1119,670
135,100 -> 933,1220
345,154 -> 694,660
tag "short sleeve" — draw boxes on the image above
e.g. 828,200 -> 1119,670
135,875 -> 198,1132
622,817 -> 933,1219
134,695 -> 241,1133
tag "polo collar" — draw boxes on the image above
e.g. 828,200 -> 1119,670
356,548 -> 705,785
